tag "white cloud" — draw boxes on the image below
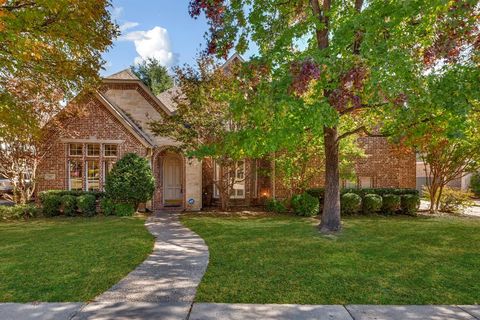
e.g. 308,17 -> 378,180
119,21 -> 139,32
120,26 -> 177,67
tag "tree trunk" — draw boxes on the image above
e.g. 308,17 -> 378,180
320,126 -> 341,233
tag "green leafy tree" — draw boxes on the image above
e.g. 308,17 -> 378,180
132,58 -> 174,95
189,0 -> 480,232
105,153 -> 155,210
0,0 -> 118,203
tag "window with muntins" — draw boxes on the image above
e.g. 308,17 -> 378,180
68,160 -> 83,190
87,144 -> 100,157
86,160 -> 100,191
69,144 -> 83,156
104,144 -> 118,157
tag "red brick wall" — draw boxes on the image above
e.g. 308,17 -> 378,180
274,137 -> 416,199
37,97 -> 148,193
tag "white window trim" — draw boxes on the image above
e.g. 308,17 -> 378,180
104,144 -> 118,158
213,160 -> 246,199
86,144 -> 100,157
68,160 -> 82,191
85,160 -> 100,191
69,143 -> 83,157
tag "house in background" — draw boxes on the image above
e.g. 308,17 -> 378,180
416,154 -> 473,192
37,57 -> 416,211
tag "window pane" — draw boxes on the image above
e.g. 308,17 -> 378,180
86,160 -> 100,191
104,144 -> 118,157
344,179 -> 357,188
359,177 -> 372,188
69,144 -> 83,156
87,144 -> 100,156
236,161 -> 244,179
69,160 -> 83,190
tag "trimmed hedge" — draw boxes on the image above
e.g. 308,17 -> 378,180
341,193 -> 362,215
363,194 -> 383,215
42,193 -> 62,217
77,194 -> 97,217
100,198 -> 116,216
39,190 -> 105,201
401,194 -> 420,216
307,187 -> 418,201
61,195 -> 77,217
114,203 -> 135,216
0,204 -> 39,221
291,192 -> 319,217
265,198 -> 287,214
382,194 -> 401,215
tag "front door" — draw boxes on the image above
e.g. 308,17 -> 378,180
163,157 -> 182,207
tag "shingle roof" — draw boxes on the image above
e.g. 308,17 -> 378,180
105,68 -> 139,80
156,86 -> 182,113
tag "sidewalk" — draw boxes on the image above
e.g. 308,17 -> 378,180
1,302 -> 478,320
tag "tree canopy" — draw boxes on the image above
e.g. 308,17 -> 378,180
189,0 -> 480,232
132,58 -> 174,95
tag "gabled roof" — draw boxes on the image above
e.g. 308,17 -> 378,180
157,86 -> 182,113
95,92 -> 155,148
105,68 -> 140,80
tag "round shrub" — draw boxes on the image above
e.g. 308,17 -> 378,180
77,194 -> 97,217
341,193 -> 362,215
105,153 -> 155,209
362,194 -> 383,215
100,198 -> 116,216
42,194 -> 62,217
265,198 -> 287,214
0,204 -> 38,220
291,192 -> 319,217
114,203 -> 135,216
382,194 -> 401,215
61,195 -> 77,217
400,194 -> 420,216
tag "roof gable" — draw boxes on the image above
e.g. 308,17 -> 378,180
105,68 -> 140,80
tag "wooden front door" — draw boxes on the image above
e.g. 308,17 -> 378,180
163,157 -> 182,206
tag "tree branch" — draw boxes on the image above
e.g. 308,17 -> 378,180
336,125 -> 388,142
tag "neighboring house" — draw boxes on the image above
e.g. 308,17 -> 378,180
37,56 -> 416,211
416,154 -> 473,192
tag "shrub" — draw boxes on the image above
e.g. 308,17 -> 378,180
341,193 -> 362,215
401,194 -> 420,216
291,192 -> 319,217
105,153 -> 155,209
362,194 -> 383,215
39,190 -> 105,201
61,195 -> 77,217
42,193 -> 62,217
100,198 -> 116,216
0,204 -> 38,220
306,188 -> 418,204
265,198 -> 287,214
114,203 -> 135,217
382,194 -> 401,215
470,173 -> 480,197
438,187 -> 474,214
77,194 -> 97,217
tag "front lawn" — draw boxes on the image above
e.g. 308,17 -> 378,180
0,216 -> 154,302
182,214 -> 480,305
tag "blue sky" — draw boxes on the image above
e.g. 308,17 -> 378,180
102,0 -> 209,76
102,0 -> 253,77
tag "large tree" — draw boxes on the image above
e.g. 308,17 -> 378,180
189,0 -> 480,232
0,0 -> 118,203
131,58 -> 174,95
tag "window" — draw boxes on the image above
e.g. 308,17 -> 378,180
344,179 -> 357,188
104,144 -> 118,157
231,161 -> 246,199
68,160 -> 83,190
213,160 -> 246,199
87,144 -> 100,157
86,160 -> 100,191
213,161 -> 221,198
359,176 -> 373,188
69,144 -> 83,156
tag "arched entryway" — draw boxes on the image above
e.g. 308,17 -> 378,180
152,148 -> 185,211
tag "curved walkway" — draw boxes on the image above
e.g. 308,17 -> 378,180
73,211 -> 210,319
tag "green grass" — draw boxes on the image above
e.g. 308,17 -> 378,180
0,216 -> 154,302
182,214 -> 480,305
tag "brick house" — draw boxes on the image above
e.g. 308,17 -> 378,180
37,59 -> 416,211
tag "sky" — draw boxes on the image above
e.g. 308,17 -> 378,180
102,0 -> 252,77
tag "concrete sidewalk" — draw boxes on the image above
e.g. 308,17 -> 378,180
1,303 -> 479,320
189,304 -> 480,320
